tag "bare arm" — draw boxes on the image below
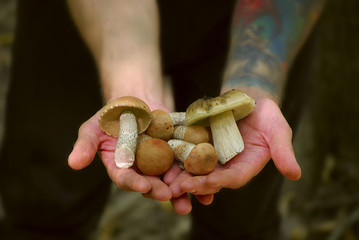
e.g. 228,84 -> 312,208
171,0 -> 327,200
223,0 -> 325,101
66,0 -> 164,105
67,1 -> 176,203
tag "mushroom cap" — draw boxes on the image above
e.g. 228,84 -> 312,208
185,143 -> 218,175
99,96 -> 152,137
174,125 -> 210,144
185,89 -> 255,127
146,109 -> 174,141
135,138 -> 174,176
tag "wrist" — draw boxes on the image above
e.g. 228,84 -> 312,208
100,50 -> 164,106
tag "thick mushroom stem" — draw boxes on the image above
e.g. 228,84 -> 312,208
114,110 -> 138,168
209,110 -> 244,164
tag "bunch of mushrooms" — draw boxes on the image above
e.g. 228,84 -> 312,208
185,89 -> 255,164
146,109 -> 217,175
98,90 -> 254,176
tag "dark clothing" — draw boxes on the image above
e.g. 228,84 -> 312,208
0,0 -> 307,239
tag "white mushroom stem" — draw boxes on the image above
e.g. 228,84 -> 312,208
114,110 -> 138,168
209,110 -> 244,164
173,126 -> 187,140
167,139 -> 195,165
169,112 -> 186,125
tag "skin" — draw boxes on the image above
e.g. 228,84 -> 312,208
166,0 -> 326,211
68,0 -> 326,214
66,0 -> 210,214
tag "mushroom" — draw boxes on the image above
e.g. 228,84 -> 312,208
135,135 -> 174,176
168,139 -> 218,175
146,110 -> 186,141
99,96 -> 152,168
185,89 -> 255,164
173,125 -> 210,144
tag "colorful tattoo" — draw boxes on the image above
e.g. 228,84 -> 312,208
223,0 -> 325,100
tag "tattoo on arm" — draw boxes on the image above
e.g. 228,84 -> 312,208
223,0 -> 325,100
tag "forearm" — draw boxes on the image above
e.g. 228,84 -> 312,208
222,0 -> 326,103
66,0 -> 163,104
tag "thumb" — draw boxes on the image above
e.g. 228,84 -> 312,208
268,115 -> 301,181
68,125 -> 100,170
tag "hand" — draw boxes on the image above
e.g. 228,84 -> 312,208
68,102 -> 174,202
167,97 -> 301,210
163,164 -> 217,215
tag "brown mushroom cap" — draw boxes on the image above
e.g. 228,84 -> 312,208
99,96 -> 152,137
135,138 -> 174,176
184,143 -> 218,175
185,89 -> 255,126
146,109 -> 174,141
174,125 -> 210,144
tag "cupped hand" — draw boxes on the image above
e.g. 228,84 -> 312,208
68,102 -> 174,202
166,97 -> 302,208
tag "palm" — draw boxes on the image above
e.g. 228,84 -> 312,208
173,98 -> 301,195
68,108 -> 173,201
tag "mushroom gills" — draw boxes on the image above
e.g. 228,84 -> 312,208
209,110 -> 244,164
114,110 -> 138,168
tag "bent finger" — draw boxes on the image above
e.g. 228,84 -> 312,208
68,122 -> 101,170
195,194 -> 215,205
142,176 -> 172,201
170,194 -> 192,215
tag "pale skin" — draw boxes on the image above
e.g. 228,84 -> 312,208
68,0 -> 326,214
66,0 -> 212,212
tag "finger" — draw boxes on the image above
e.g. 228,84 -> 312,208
68,122 -> 100,170
114,168 -> 152,193
101,154 -> 152,193
195,194 -> 214,205
170,194 -> 192,215
169,171 -> 193,198
268,112 -> 302,180
163,163 -> 183,185
142,176 -> 172,201
181,176 -> 221,195
206,148 -> 270,189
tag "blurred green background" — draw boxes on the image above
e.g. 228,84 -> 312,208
0,0 -> 358,239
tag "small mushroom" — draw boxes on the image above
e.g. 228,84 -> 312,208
135,135 -> 174,176
168,139 -> 218,175
185,89 -> 255,164
99,96 -> 152,168
173,125 -> 210,144
146,110 -> 186,141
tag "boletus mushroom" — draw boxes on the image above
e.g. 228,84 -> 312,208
173,125 -> 210,144
146,110 -> 186,141
185,89 -> 255,164
99,96 -> 152,168
135,135 -> 174,176
168,139 -> 218,175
